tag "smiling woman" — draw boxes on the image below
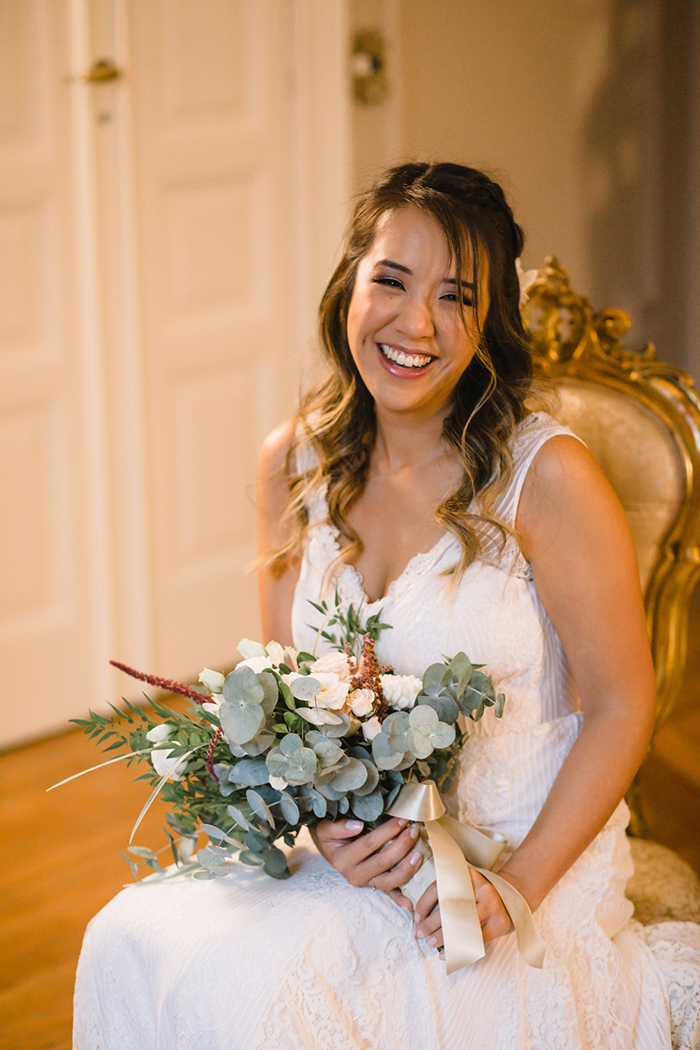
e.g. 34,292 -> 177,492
346,207 -> 485,416
73,163 -> 700,1050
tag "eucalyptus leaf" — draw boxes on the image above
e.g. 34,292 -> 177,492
241,729 -> 276,756
418,693 -> 459,725
223,666 -> 265,704
421,663 -> 446,695
289,676 -> 321,701
495,693 -> 506,718
351,789 -> 384,821
278,793 -> 300,824
328,756 -> 368,793
127,846 -> 158,860
247,789 -> 276,828
239,850 -> 265,867
371,732 -> 405,770
227,804 -> 252,832
338,795 -> 349,814
313,738 -> 344,768
319,712 -> 352,738
257,671 -> 279,715
296,707 -> 344,727
284,747 -> 318,786
193,869 -> 217,880
280,733 -> 303,756
409,705 -> 438,727
261,845 -> 288,877
406,725 -> 434,759
226,758 -> 270,787
351,758 -> 379,796
219,698 -> 265,746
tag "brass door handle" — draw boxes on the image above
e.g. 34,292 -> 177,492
83,58 -> 122,83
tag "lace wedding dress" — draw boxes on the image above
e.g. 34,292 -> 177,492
73,413 -> 700,1050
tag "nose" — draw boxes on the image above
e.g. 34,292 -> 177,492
395,292 -> 435,339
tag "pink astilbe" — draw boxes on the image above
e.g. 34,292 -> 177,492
350,633 -> 392,722
205,728 -> 223,783
110,660 -> 207,705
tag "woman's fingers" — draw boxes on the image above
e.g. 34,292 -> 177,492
470,869 -> 513,945
312,817 -> 422,893
414,880 -> 443,948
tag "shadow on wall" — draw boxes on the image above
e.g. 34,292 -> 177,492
581,0 -> 698,377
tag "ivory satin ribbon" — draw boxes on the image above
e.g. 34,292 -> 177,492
388,780 -> 546,976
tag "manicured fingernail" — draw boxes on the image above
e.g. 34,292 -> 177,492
346,820 -> 363,831
415,927 -> 423,938
409,851 -> 422,865
397,818 -> 408,827
409,826 -> 419,839
427,936 -> 437,947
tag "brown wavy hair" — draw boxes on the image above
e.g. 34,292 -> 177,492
269,162 -> 535,579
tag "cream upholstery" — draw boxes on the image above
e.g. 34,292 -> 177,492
549,381 -> 682,593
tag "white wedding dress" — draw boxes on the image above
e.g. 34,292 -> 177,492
73,413 -> 700,1050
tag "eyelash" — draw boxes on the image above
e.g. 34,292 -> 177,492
371,277 -> 472,306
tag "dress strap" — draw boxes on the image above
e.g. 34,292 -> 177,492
493,411 -> 586,529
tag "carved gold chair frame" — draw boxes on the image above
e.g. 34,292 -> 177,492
522,258 -> 700,743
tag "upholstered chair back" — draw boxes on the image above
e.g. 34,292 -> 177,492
522,259 -> 700,730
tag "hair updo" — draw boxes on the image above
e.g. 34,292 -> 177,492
271,162 -> 536,579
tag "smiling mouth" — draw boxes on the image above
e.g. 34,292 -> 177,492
378,343 -> 434,369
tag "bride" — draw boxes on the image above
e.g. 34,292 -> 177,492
74,162 -> 700,1049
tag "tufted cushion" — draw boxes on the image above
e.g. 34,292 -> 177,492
627,838 -> 700,925
550,380 -> 683,591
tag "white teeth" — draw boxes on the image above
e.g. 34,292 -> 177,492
379,344 -> 431,368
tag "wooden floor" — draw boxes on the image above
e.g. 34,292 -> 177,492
1,699 -> 699,1050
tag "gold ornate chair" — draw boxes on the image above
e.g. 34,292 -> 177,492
522,258 -> 700,925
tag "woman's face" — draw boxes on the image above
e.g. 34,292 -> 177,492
346,206 -> 488,421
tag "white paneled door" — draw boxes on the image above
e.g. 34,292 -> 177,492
0,0 -> 350,748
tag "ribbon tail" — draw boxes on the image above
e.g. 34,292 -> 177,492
425,819 -> 485,975
473,867 -> 546,969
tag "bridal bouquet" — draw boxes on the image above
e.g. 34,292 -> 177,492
65,599 -> 505,883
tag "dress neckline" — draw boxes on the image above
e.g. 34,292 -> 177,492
320,524 -> 456,607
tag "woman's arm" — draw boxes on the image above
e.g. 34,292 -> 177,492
256,419 -> 300,646
412,435 -> 657,952
495,433 -> 656,908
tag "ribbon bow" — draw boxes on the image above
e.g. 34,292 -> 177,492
388,780 -> 546,975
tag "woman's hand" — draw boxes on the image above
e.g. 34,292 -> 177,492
311,817 -> 423,910
414,870 -> 513,954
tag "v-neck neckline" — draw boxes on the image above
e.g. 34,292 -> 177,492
322,525 -> 455,607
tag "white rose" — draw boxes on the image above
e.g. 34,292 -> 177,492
151,747 -> 187,781
237,655 -> 273,675
202,696 -> 224,715
380,674 -> 423,710
269,775 -> 288,791
199,667 -> 225,693
349,687 -> 375,717
310,652 -> 353,682
265,640 -> 286,666
237,638 -> 268,660
312,672 -> 350,710
146,723 -> 173,743
361,716 -> 382,741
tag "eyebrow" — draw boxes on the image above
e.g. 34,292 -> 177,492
375,259 -> 475,289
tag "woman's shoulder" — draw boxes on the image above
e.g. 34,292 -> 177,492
258,418 -> 297,475
509,410 -> 584,464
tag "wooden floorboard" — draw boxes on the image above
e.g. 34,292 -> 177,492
1,688 -> 699,1049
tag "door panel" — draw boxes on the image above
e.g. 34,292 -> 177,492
126,0 -> 296,677
0,0 -> 96,747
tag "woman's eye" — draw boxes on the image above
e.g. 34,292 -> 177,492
371,277 -> 404,289
441,292 -> 473,306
